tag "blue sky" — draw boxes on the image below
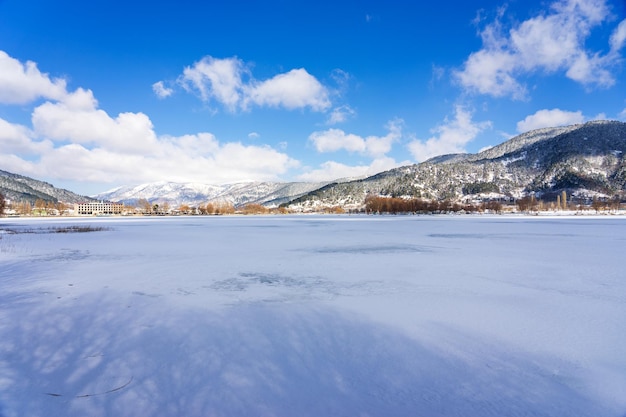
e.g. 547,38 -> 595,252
1,0 -> 625,195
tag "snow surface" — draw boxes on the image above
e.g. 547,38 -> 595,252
1,215 -> 625,417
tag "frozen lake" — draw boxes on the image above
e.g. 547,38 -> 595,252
1,215 -> 625,417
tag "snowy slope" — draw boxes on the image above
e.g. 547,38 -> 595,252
0,169 -> 91,204
94,181 -> 329,207
1,216 -> 625,417
289,120 -> 626,207
95,181 -> 226,206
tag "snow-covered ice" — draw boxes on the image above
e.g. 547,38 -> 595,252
1,215 -> 625,417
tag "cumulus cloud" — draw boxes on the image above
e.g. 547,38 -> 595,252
0,118 -> 51,155
516,108 -> 585,132
14,134 -> 297,186
408,106 -> 491,162
180,56 -> 246,111
244,68 -> 330,111
152,81 -> 174,99
617,108 -> 626,121
0,50 -> 67,104
7,114 -> 297,186
301,120 -> 407,182
32,88 -> 158,154
455,0 -> 623,99
309,120 -> 402,158
0,50 -> 299,189
298,157 -> 404,182
175,55 -> 330,112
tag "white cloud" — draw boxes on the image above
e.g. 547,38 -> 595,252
327,105 -> 356,125
178,55 -> 330,112
298,157 -> 403,182
244,69 -> 330,111
0,118 -> 51,155
0,51 -> 300,189
309,120 -> 402,158
180,56 -> 246,111
565,52 -> 613,86
618,108 -> 626,121
152,81 -> 173,99
302,120 -> 406,182
610,19 -> 626,52
516,108 -> 585,132
0,50 -> 68,104
6,121 -> 298,187
10,134 -> 297,187
248,132 -> 260,140
408,106 -> 491,162
32,89 -> 158,154
309,129 -> 367,154
61,87 -> 98,110
455,0 -> 622,99
456,49 -> 524,99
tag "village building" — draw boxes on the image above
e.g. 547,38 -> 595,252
74,201 -> 124,215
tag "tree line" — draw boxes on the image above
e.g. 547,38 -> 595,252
0,196 -> 71,216
516,193 -> 622,213
2,190 -> 621,217
135,199 -> 292,215
364,195 -> 502,214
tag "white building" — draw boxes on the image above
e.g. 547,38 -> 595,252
74,201 -> 124,215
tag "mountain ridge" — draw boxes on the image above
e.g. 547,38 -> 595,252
2,120 -> 625,211
284,120 -> 626,210
94,180 -> 331,208
0,170 -> 92,204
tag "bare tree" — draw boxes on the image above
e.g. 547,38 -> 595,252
516,196 -> 538,212
136,198 -> 151,214
591,197 -> 605,213
240,203 -> 269,215
483,200 -> 503,214
34,199 -> 47,215
0,191 -> 6,216
16,200 -> 31,215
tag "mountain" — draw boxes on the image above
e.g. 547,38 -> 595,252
7,120 -> 622,211
93,181 -> 330,208
285,120 -> 626,210
0,170 -> 92,204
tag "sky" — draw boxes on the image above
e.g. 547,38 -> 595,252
0,0 -> 625,196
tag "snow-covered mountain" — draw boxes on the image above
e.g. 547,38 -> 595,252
94,181 -> 330,207
5,120 -> 624,211
0,169 -> 92,204
286,120 -> 626,210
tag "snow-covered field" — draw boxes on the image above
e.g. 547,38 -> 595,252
1,215 -> 625,417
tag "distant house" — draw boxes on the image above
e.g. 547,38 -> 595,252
74,201 -> 123,215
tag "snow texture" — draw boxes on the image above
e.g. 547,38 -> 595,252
1,215 -> 625,417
